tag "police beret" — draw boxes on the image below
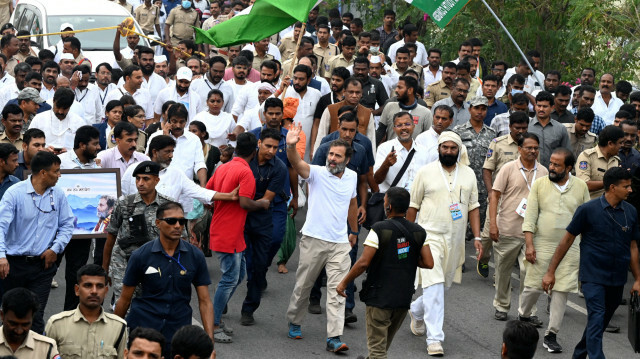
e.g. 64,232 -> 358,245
132,161 -> 161,177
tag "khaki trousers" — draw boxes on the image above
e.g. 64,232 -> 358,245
365,306 -> 407,359
519,287 -> 568,336
493,235 -> 530,313
286,235 -> 351,338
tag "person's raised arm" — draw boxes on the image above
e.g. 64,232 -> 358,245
113,25 -> 124,61
286,123 -> 310,179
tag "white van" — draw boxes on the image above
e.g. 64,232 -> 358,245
10,0 -> 149,72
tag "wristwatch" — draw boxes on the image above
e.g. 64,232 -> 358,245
349,230 -> 360,236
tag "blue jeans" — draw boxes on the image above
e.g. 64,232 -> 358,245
213,251 -> 246,326
572,282 -> 624,359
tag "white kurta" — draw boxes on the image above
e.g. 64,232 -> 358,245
410,161 -> 480,288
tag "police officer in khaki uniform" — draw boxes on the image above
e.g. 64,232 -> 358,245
0,288 -> 59,359
425,62 -> 456,108
564,107 -> 597,159
134,0 -> 161,36
313,24 -> 339,78
252,38 -> 274,71
45,264 -> 128,359
576,125 -> 624,200
164,3 -> 201,48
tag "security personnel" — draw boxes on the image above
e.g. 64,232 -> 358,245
576,125 -> 624,200
542,167 -> 640,359
327,36 -> 356,75
0,288 -> 59,358
45,264 -> 128,358
164,2 -> 201,48
240,128 -> 288,326
102,161 -> 176,302
564,108 -> 597,159
134,0 -> 161,36
425,78 -> 452,108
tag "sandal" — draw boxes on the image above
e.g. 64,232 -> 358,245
220,320 -> 234,335
214,328 -> 233,343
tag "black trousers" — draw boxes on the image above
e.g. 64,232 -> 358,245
55,238 -> 91,311
242,218 -> 273,314
2,256 -> 57,334
93,238 -> 106,266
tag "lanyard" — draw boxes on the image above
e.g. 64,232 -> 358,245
519,165 -> 537,191
162,251 -> 187,274
438,164 -> 459,193
31,191 -> 55,213
75,88 -> 88,103
99,87 -> 109,105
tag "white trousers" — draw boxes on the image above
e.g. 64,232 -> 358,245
410,283 -> 445,344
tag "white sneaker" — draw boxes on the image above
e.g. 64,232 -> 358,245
427,341 -> 444,356
408,310 -> 425,336
51,279 -> 59,288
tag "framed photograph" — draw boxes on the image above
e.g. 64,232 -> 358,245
55,168 -> 121,239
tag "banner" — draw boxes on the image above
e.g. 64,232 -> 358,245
405,0 -> 472,28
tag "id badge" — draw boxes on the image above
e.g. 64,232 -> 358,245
515,198 -> 528,218
449,203 -> 462,221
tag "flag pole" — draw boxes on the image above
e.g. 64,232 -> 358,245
479,0 -> 544,87
281,23 -> 306,100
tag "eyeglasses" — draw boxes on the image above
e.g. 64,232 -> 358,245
158,217 -> 188,226
394,122 -> 413,128
522,146 -> 540,152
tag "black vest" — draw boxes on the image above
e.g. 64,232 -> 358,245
360,217 -> 426,309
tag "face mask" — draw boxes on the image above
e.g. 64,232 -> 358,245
511,89 -> 523,96
182,1 -> 191,9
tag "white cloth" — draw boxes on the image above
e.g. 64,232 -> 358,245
414,127 -> 441,163
374,138 -> 432,192
58,150 -> 99,169
192,110 -> 236,148
410,284 -> 445,345
0,73 -> 14,86
121,164 -> 215,213
40,86 -> 56,102
96,83 -> 118,120
105,86 -> 154,119
423,66 -> 442,88
314,75 -> 331,96
282,86 -> 321,159
117,72 -> 168,100
146,130 -> 206,179
74,83 -> 103,124
190,77 -> 235,113
231,81 -> 265,118
387,39 -> 428,66
45,98 -> 86,120
153,85 -> 203,122
301,165 -> 357,243
30,110 -> 85,150
0,82 -> 18,110
591,91 -> 623,125
503,67 -> 544,94
237,106 -> 264,132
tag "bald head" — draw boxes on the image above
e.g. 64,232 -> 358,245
56,76 -> 70,88
298,57 -> 312,68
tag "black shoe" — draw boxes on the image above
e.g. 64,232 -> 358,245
345,308 -> 357,324
240,311 -> 255,326
308,299 -> 321,314
477,261 -> 489,278
605,324 -> 620,333
461,263 -> 466,273
543,333 -> 563,353
518,315 -> 543,328
494,310 -> 507,321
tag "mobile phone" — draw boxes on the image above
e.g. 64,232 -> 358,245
54,147 -> 63,152
391,146 -> 395,153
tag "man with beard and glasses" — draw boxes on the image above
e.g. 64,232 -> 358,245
191,56 -> 235,113
94,63 -> 118,119
45,264 -> 128,358
0,288 -> 59,358
489,133 -> 548,322
40,61 -> 60,102
285,124 -> 358,353
377,76 -> 432,144
577,125 -> 624,200
105,65 -> 154,124
231,60 -> 279,121
519,148 -> 590,353
117,47 -> 168,101
432,78 -> 471,128
407,131 -> 482,357
591,73 -> 623,125
154,67 -> 202,123
97,122 -> 150,178
564,108 -> 596,160
311,67 -> 350,156
58,125 -> 101,170
30,88 -> 85,153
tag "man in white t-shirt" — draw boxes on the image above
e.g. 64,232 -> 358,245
30,88 -> 85,151
153,67 -> 202,123
284,124 -> 358,353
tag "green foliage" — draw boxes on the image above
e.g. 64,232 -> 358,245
337,0 -> 640,86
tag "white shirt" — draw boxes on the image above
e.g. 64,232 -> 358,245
153,85 -> 203,123
374,138 -> 432,192
190,76 -> 235,113
503,67 -> 544,94
40,86 -> 56,102
387,39 -> 428,66
117,72 -> 168,100
282,86 -> 321,158
314,75 -> 331,96
112,47 -> 135,70
58,150 -> 99,169
121,163 -> 215,213
74,83 -> 103,124
0,82 -> 18,110
592,91 -> 623,125
231,81 -> 268,118
414,127 -> 441,164
96,83 -> 118,119
241,43 -> 282,61
147,130 -> 206,179
192,110 -> 236,148
301,165 -> 357,243
45,98 -> 86,120
423,66 -> 443,88
30,110 -> 86,150
227,78 -> 248,99
237,106 -> 263,132
105,85 -> 154,119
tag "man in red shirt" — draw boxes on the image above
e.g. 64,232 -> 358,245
206,132 -> 269,344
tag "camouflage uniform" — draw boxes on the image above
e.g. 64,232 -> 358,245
453,121 -> 497,238
106,192 -> 176,300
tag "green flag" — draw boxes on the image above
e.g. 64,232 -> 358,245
405,0 -> 472,28
194,0 -> 320,48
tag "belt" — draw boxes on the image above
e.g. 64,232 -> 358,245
6,255 -> 43,263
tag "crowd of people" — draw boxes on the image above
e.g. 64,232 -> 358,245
0,0 -> 637,358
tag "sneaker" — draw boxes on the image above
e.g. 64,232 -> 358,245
530,316 -> 544,328
345,308 -> 357,324
427,341 -> 444,356
477,262 -> 489,278
543,333 -> 563,353
605,324 -> 620,333
51,279 -> 59,288
326,336 -> 349,353
288,323 -> 302,339
408,310 -> 425,336
494,310 -> 507,321
240,311 -> 254,326
308,299 -> 321,314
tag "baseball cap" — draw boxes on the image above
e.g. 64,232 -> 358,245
468,95 -> 489,107
176,67 -> 193,81
18,88 -> 44,104
60,23 -> 74,32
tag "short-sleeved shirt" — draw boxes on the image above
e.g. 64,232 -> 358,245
493,159 -> 548,237
566,196 -> 640,286
328,54 -> 354,76
0,174 -> 19,199
360,77 -> 389,110
564,123 -> 596,159
320,131 -> 374,169
0,329 -> 58,359
313,140 -> 368,176
313,43 -> 340,76
425,79 -> 451,108
123,238 -> 211,341
134,4 -> 160,33
482,134 -> 519,175
165,6 -> 201,41
550,109 -> 575,124
528,117 -> 571,168
249,126 -> 291,202
576,146 -> 620,199
247,153 -> 288,224
207,157 -> 256,253
483,99 -> 508,126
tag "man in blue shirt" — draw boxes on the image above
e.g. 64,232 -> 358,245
542,167 -> 640,359
0,143 -> 19,199
0,151 -> 75,334
481,74 -> 508,125
115,201 -> 213,355
241,128 -> 288,326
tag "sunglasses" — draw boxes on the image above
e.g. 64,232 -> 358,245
158,217 -> 188,226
